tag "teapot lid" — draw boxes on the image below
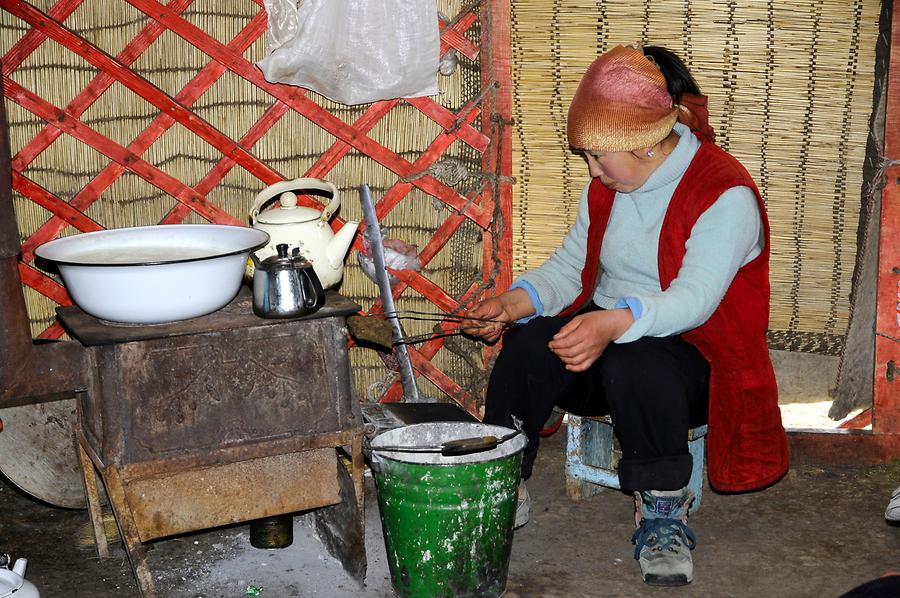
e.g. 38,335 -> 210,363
259,243 -> 311,270
255,192 -> 323,225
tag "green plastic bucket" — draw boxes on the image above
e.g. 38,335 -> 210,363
371,422 -> 527,598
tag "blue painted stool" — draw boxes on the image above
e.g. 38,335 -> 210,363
564,415 -> 707,513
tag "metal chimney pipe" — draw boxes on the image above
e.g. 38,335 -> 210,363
0,79 -> 87,408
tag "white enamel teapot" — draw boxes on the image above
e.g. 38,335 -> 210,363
0,555 -> 40,598
250,178 -> 358,289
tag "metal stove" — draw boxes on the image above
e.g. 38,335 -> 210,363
58,287 -> 366,597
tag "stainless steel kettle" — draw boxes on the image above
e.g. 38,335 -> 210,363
250,243 -> 325,319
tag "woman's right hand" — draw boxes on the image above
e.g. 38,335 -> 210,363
462,288 -> 535,343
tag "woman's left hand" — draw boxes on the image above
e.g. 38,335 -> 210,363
548,309 -> 635,372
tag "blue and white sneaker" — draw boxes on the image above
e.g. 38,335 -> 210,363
632,489 -> 697,586
514,480 -> 530,529
886,486 -> 900,525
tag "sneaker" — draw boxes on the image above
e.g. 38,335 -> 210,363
886,486 -> 900,525
632,489 -> 697,586
514,480 -> 530,529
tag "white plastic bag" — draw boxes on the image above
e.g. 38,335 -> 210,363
357,226 -> 422,285
257,0 -> 440,106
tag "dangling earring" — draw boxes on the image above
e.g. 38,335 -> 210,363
646,148 -> 655,158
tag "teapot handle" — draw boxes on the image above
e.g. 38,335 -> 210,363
250,178 -> 340,222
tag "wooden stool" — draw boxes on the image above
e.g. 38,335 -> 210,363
564,415 -> 707,513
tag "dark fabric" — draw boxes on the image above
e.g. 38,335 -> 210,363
839,576 -> 900,598
483,306 -> 709,490
564,135 -> 789,492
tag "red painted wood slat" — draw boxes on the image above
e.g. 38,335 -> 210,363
305,100 -> 400,180
477,0 -> 514,375
11,0 -> 195,172
161,101 -> 291,224
405,97 -> 488,152
838,408 -> 872,430
12,172 -> 104,233
16,8 -> 268,259
18,261 -> 70,305
873,8 -> 900,435
390,269 -> 460,316
2,1 -> 282,185
36,321 -> 66,341
126,0 -> 491,229
4,77 -> 241,226
439,11 -> 480,60
0,0 -> 83,76
417,211 -> 467,266
407,346 -> 480,415
368,106 -> 482,224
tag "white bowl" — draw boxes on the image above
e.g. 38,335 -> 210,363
34,224 -> 270,325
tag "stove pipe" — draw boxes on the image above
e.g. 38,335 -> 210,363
0,80 -> 87,408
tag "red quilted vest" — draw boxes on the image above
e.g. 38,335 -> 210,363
562,138 -> 789,492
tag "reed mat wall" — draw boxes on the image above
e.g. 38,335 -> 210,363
509,0 -> 880,356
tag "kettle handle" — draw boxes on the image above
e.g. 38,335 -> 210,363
300,266 -> 326,310
250,178 -> 340,223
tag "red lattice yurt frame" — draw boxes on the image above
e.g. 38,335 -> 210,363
1,0 -> 513,419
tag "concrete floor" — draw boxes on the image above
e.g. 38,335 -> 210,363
3,429 -> 900,598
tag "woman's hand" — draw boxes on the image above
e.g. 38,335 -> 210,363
548,309 -> 634,372
462,288 -> 535,343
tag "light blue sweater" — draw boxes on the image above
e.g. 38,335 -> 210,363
514,123 -> 763,343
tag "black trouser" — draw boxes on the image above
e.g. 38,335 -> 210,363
483,308 -> 709,491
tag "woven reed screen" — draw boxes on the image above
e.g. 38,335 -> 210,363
510,0 -> 879,355
0,0 -> 513,415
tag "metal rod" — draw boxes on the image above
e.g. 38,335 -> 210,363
358,184 -> 421,402
379,309 -> 517,326
391,323 -> 515,347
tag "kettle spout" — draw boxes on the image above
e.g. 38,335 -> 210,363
327,221 -> 359,268
249,251 -> 261,268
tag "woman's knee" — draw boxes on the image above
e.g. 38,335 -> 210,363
598,337 -> 702,412
499,317 -> 562,362
598,339 -> 692,404
598,339 -> 659,382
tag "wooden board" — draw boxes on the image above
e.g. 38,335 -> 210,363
0,398 -> 86,508
123,448 -> 341,542
56,287 -> 359,346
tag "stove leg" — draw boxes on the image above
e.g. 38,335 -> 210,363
103,464 -> 157,598
351,434 -> 365,527
76,439 -> 110,559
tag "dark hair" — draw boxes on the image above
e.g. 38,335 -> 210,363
642,46 -> 701,102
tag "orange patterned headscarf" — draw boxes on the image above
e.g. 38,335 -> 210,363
567,45 -> 715,151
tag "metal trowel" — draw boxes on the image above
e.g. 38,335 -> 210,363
374,429 -> 521,456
